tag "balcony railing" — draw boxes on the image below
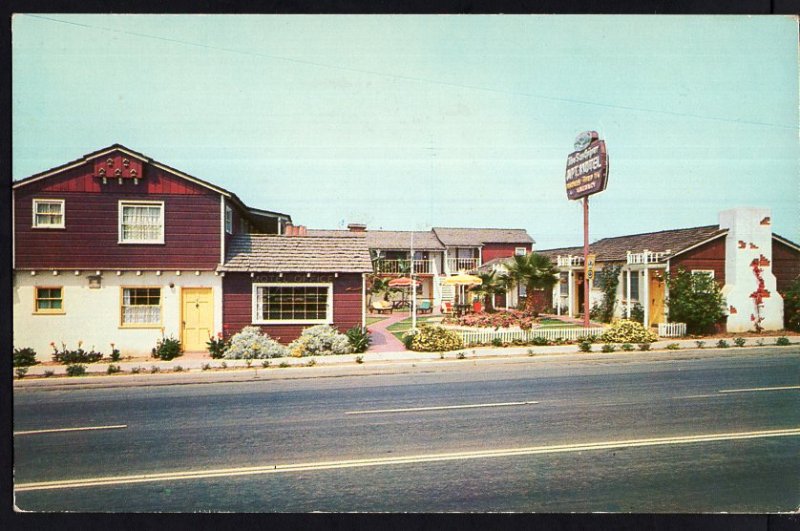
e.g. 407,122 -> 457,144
626,250 -> 671,265
374,259 -> 435,275
446,257 -> 480,272
556,255 -> 584,267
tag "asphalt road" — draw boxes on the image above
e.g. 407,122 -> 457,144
13,347 -> 800,512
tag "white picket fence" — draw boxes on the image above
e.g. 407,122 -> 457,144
457,327 -> 606,346
658,322 -> 687,337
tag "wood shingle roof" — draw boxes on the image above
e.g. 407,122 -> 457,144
220,234 -> 372,273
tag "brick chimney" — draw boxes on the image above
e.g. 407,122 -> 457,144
283,223 -> 307,236
347,223 -> 367,232
283,222 -> 294,236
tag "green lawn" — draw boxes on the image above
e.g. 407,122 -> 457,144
538,318 -> 582,329
366,316 -> 388,326
386,315 -> 442,341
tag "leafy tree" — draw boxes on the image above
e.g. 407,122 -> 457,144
666,268 -> 726,334
469,270 -> 508,312
505,253 -> 560,315
780,276 -> 800,332
593,265 -> 622,323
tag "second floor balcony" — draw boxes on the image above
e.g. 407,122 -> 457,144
446,257 -> 480,273
374,258 -> 435,275
627,250 -> 671,265
556,255 -> 584,268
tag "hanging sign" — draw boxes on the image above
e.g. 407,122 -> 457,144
565,131 -> 609,200
585,254 -> 597,281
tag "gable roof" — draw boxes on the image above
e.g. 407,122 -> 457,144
220,234 -> 372,273
432,227 -> 534,246
306,229 -> 444,250
12,144 -> 291,222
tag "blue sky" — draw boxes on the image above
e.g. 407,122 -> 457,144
12,15 -> 799,249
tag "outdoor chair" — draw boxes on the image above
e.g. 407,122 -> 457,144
417,300 -> 433,314
441,302 -> 454,316
371,301 -> 393,314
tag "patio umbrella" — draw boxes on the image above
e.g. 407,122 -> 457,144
442,273 -> 482,305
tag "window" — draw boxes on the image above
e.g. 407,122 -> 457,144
629,271 -> 640,300
35,287 -> 63,313
225,206 -> 233,234
560,273 -> 569,296
253,283 -> 332,324
121,287 -> 162,326
515,247 -> 527,256
119,201 -> 164,244
692,269 -> 715,279
32,199 -> 65,228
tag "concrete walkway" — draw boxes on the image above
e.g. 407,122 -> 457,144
367,311 -> 410,352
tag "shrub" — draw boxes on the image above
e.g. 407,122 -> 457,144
345,326 -> 371,353
776,337 -> 790,346
288,325 -> 352,357
594,265 -> 622,323
449,310 -> 538,330
207,333 -> 230,359
355,355 -> 364,364
456,351 -> 466,359
666,343 -> 680,350
14,347 -> 39,367
109,343 -> 121,362
600,320 -> 657,344
261,360 -> 270,368
245,359 -> 252,368
638,343 -> 651,351
130,366 -> 142,374
629,303 -> 645,325
106,364 -> 121,374
406,324 -> 464,352
150,365 -> 160,373
733,337 -> 746,348
780,278 -> 800,332
202,363 -> 211,371
666,268 -> 726,334
306,359 -> 316,367
401,330 -> 416,349
220,361 -> 228,369
527,348 -> 535,356
716,340 -> 730,348
278,361 -> 290,368
601,344 -> 616,353
578,340 -> 592,353
530,336 -> 550,346
152,336 -> 182,361
51,342 -> 103,364
621,343 -> 634,352
576,334 -> 599,344
15,367 -> 29,379
66,364 -> 86,377
695,341 -> 705,349
43,370 -> 55,378
755,339 -> 765,347
225,326 -> 288,359
491,338 -> 503,347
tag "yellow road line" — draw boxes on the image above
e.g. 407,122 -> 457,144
14,424 -> 128,436
15,427 -> 800,492
718,385 -> 800,394
345,400 -> 539,415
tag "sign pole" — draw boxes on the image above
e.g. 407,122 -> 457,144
583,196 -> 590,328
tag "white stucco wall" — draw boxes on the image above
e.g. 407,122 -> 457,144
13,271 -> 223,361
719,208 -> 783,332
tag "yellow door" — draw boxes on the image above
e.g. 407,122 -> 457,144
649,274 -> 665,326
182,288 -> 213,352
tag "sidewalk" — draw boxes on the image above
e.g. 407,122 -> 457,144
366,311 -> 408,352
15,333 -> 799,380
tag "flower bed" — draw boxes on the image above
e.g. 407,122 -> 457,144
443,310 -> 538,330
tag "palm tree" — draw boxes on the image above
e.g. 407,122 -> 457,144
367,275 -> 391,305
505,253 -> 560,315
469,270 -> 508,313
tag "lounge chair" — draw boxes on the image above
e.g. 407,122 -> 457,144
441,302 -> 454,316
371,301 -> 393,314
417,300 -> 433,314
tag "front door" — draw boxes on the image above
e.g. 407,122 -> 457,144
574,272 -> 585,316
182,288 -> 213,352
649,273 -> 665,326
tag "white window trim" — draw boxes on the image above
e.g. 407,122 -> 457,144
252,282 -> 333,325
32,198 -> 65,229
514,247 -> 527,256
225,206 -> 233,235
120,286 -> 163,328
691,269 -> 715,279
118,200 -> 165,244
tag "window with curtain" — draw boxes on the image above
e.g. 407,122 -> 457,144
629,271 -> 640,300
33,199 -> 65,228
119,201 -> 164,243
121,287 -> 161,326
253,284 -> 331,323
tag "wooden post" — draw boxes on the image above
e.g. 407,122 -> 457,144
583,197 -> 590,328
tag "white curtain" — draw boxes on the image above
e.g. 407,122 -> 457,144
122,205 -> 161,241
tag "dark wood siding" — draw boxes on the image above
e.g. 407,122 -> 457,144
669,236 -> 726,286
482,243 -> 532,264
223,273 -> 364,344
15,157 -> 222,270
773,239 -> 800,293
